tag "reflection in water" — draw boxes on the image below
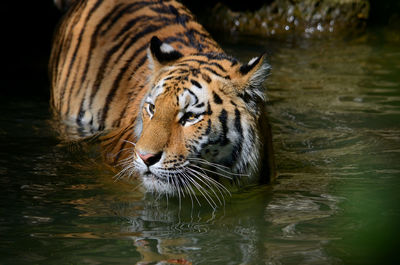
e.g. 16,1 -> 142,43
1,32 -> 400,264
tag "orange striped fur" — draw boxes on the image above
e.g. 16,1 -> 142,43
50,0 -> 275,197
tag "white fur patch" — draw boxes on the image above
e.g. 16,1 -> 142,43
150,79 -> 165,100
177,84 -> 208,121
249,60 -> 270,89
134,116 -> 143,138
248,56 -> 258,66
147,48 -> 154,71
79,110 -> 92,125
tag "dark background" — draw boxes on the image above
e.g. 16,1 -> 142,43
1,0 -> 399,99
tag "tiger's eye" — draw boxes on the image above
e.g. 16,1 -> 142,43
148,103 -> 155,113
146,103 -> 155,116
185,113 -> 197,122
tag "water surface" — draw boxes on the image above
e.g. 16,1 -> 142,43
1,30 -> 400,264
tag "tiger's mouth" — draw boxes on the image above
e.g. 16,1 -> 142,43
126,157 -> 246,208
140,170 -> 181,195
141,170 -> 165,181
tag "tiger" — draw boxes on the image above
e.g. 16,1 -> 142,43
50,0 -> 276,202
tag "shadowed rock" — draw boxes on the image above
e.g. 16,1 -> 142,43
200,0 -> 370,37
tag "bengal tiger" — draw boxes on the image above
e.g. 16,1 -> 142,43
50,0 -> 275,204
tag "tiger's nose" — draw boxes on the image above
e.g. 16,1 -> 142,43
137,151 -> 162,166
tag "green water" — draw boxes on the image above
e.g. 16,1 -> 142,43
1,31 -> 400,264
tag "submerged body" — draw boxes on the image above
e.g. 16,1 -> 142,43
50,0 -> 275,197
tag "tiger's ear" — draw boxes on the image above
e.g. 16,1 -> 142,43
148,36 -> 183,72
235,53 -> 271,106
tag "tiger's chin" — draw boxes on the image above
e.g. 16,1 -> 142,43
141,172 -> 176,195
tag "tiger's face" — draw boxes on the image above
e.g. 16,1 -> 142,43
132,37 -> 270,195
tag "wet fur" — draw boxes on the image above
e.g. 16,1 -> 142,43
50,0 -> 275,203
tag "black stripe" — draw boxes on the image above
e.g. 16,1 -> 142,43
81,4 -> 124,85
178,59 -> 227,73
199,52 -> 238,64
239,55 -> 263,75
127,45 -> 152,81
184,29 -> 205,52
203,66 -> 224,78
98,66 -> 128,128
163,36 -> 189,46
54,0 -> 86,83
99,54 -> 148,128
190,79 -> 202,88
204,119 -> 212,135
186,89 -> 198,104
213,91 -> 223,104
234,109 -> 243,137
100,1 -> 156,36
195,102 -> 205,108
231,109 -> 244,164
65,57 -> 82,115
181,58 -> 207,64
209,62 -> 227,72
164,76 -> 174,81
90,23 -> 159,105
113,15 -> 157,41
115,86 -> 142,127
113,129 -> 134,163
206,101 -> 213,115
176,63 -> 191,68
101,125 -> 132,148
238,92 -> 252,104
55,1 -> 87,108
59,0 -> 104,109
76,96 -> 86,126
218,109 -> 229,146
89,38 -> 126,105
50,18 -> 69,83
201,73 -> 211,83
149,6 -> 174,15
150,4 -> 191,25
113,17 -> 180,65
169,4 -> 190,25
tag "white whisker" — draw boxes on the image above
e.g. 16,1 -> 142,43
188,158 -> 249,177
122,139 -> 136,146
189,164 -> 234,180
187,166 -> 231,196
178,170 -> 202,207
184,169 -> 221,207
188,157 -> 230,170
183,172 -> 217,209
186,167 -> 230,206
178,172 -> 195,209
170,172 -> 182,210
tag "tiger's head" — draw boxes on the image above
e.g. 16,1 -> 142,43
132,36 -> 271,195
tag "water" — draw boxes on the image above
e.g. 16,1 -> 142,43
1,30 -> 400,264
